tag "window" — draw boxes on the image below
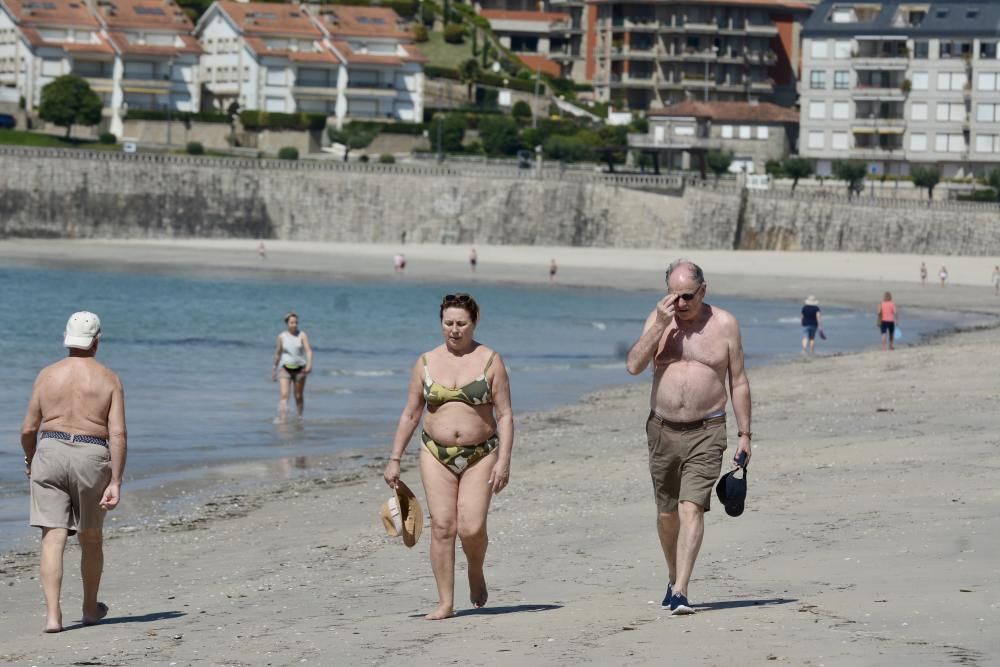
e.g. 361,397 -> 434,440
721,125 -> 734,138
935,133 -> 964,152
810,40 -> 828,59
266,67 -> 286,86
830,7 -> 855,23
833,101 -> 850,119
936,102 -> 964,122
911,102 -> 928,121
756,126 -> 769,140
41,58 -> 61,76
980,42 -> 997,59
978,73 -> 998,91
831,131 -> 848,150
265,96 -> 286,112
833,40 -> 852,59
673,125 -> 695,136
810,70 -> 826,89
976,104 -> 1000,123
975,134 -> 995,152
834,70 -> 850,89
809,101 -> 826,119
739,125 -> 751,139
911,71 -> 928,90
909,133 -> 927,151
808,130 -> 824,149
913,41 -> 929,59
936,72 -> 965,91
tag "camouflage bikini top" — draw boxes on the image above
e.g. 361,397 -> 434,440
422,351 -> 496,406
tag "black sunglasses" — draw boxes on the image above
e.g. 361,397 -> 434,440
672,285 -> 703,302
443,293 -> 472,304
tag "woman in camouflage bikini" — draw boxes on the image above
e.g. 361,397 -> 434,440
383,293 -> 514,620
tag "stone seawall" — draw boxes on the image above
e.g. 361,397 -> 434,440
0,149 -> 694,247
3,148 -> 1000,255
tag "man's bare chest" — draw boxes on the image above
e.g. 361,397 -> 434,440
655,329 -> 728,371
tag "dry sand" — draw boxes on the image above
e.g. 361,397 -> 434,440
2,239 -> 999,666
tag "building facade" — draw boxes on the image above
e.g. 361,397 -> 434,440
628,99 -> 798,171
800,0 -> 1000,178
585,0 -> 810,111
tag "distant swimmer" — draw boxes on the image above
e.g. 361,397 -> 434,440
992,265 -> 999,295
272,312 -> 313,423
21,311 -> 127,633
383,293 -> 514,620
626,260 -> 752,616
920,262 -> 927,286
258,241 -> 267,259
468,247 -> 478,272
549,259 -> 558,283
393,253 -> 407,273
939,265 -> 949,287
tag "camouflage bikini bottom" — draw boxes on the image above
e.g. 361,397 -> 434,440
421,430 -> 499,476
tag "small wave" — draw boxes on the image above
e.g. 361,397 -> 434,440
591,322 -> 607,330
586,362 -> 625,370
511,363 -> 573,372
329,369 -> 396,377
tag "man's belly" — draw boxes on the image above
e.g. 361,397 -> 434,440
651,363 -> 727,421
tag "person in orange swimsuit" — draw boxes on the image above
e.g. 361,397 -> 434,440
383,293 -> 513,620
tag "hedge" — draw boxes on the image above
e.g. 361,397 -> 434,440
346,120 -> 429,135
125,109 -> 230,124
240,110 -> 327,131
425,65 -> 460,80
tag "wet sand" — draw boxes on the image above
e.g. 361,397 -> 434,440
2,239 -> 999,665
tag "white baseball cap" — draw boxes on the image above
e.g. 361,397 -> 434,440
64,311 -> 102,349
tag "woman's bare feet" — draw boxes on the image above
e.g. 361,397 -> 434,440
82,601 -> 109,626
469,569 -> 488,608
43,613 -> 62,633
424,604 -> 455,620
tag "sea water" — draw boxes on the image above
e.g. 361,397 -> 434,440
0,266 -> 972,549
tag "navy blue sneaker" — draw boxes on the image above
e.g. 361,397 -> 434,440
670,592 -> 694,616
660,583 -> 673,610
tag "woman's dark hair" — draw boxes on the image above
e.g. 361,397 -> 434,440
439,293 -> 479,323
284,312 -> 298,324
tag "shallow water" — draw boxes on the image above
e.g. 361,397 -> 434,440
0,266 -> 972,549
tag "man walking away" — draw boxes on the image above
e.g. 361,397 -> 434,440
20,312 -> 127,632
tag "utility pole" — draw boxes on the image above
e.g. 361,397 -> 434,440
165,58 -> 174,147
532,64 -> 541,130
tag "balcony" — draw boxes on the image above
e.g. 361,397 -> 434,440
743,50 -> 778,66
624,18 -> 659,31
683,20 -> 719,34
345,84 -> 398,98
681,74 -> 717,89
749,79 -> 775,92
293,85 -> 339,99
81,76 -> 114,92
853,84 -> 906,100
681,48 -> 719,62
120,79 -> 172,94
852,116 -> 906,128
628,132 -> 722,150
852,57 -> 908,71
744,21 -> 778,36
623,46 -> 657,60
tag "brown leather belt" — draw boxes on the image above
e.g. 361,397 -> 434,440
648,411 -> 726,432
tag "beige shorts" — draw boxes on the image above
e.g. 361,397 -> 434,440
30,437 -> 111,535
646,413 -> 727,513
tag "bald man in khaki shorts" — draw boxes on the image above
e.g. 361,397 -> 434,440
627,260 -> 752,615
20,312 -> 127,633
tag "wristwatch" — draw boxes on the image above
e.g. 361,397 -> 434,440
738,431 -> 753,439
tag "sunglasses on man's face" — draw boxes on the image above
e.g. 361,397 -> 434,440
671,285 -> 703,302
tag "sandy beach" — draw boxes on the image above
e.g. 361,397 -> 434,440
2,240 -> 999,665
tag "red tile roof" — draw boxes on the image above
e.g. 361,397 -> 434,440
517,54 -> 561,77
2,0 -> 101,27
584,0 -> 810,10
480,9 -> 570,23
243,35 -> 339,63
105,29 -> 201,55
648,100 -> 799,123
217,0 -> 322,38
312,4 -> 412,40
329,38 -> 424,65
96,0 -> 193,30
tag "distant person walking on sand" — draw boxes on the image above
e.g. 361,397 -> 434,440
393,253 -> 406,273
801,295 -> 823,355
992,265 -> 1000,295
383,293 -> 513,620
549,259 -> 558,283
626,260 -> 752,616
878,292 -> 897,351
468,247 -> 478,272
272,312 -> 313,423
258,241 -> 267,259
20,311 -> 127,633
920,262 -> 927,286
939,266 -> 949,287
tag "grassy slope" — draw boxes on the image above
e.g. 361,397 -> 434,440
0,129 -> 119,150
416,31 -> 474,69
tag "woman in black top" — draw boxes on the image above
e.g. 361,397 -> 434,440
801,295 -> 822,355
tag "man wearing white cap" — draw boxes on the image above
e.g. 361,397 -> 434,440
20,311 -> 128,633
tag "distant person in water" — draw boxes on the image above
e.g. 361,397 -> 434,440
21,311 -> 127,633
549,259 -> 558,283
468,247 -> 478,272
272,312 -> 313,423
992,265 -> 999,295
801,295 -> 822,355
257,241 -> 267,259
393,253 -> 406,273
920,262 -> 927,286
383,293 -> 513,620
939,266 -> 948,287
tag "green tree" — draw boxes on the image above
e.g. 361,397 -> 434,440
593,125 -> 628,172
458,58 -> 480,103
38,74 -> 102,139
443,23 -> 464,44
511,100 -> 532,123
987,167 -> 1000,203
327,124 -> 379,162
832,160 -> 868,197
910,165 -> 941,200
478,115 -> 521,156
706,150 -> 734,181
781,157 -> 814,191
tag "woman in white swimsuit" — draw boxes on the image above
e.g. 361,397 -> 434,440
272,312 -> 313,423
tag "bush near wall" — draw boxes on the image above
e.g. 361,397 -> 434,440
125,109 -> 231,124
277,146 -> 299,160
425,65 -> 461,80
346,121 -> 429,135
240,110 -> 327,132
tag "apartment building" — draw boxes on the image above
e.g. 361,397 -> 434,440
478,0 -> 587,80
587,0 -> 811,111
800,0 -> 1000,178
194,1 -> 421,123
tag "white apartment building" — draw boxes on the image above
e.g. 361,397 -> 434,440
0,0 -> 201,137
800,0 -> 1000,178
195,1 -> 423,124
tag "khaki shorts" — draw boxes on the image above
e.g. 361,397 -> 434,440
647,413 -> 727,513
30,437 -> 111,535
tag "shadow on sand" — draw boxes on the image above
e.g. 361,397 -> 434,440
695,597 -> 797,612
61,610 -> 187,631
409,604 -> 563,619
